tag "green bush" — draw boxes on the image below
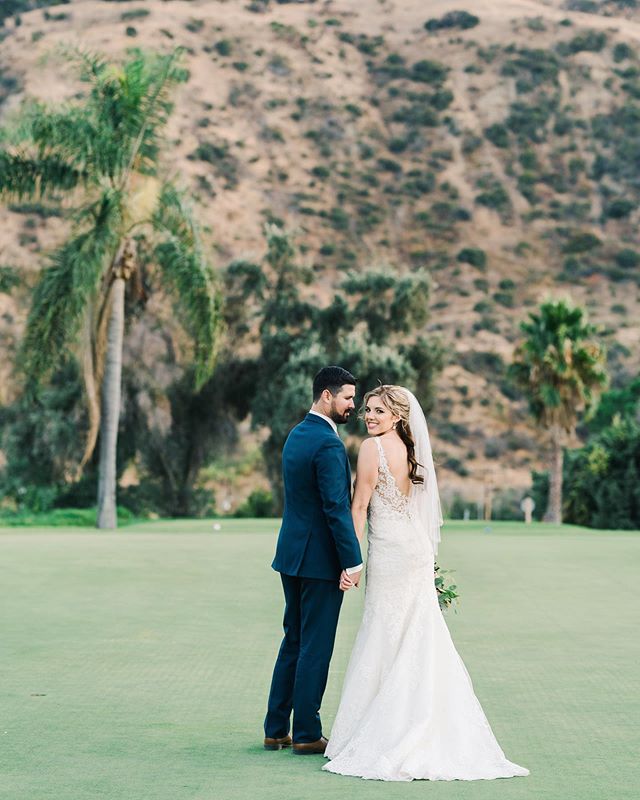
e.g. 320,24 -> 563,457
587,377 -> 640,434
475,178 -> 511,215
472,316 -> 500,333
613,42 -> 635,63
526,17 -> 546,32
565,0 -> 598,12
491,489 -> 528,521
604,198 -> 636,219
260,125 -> 284,143
557,30 -> 607,56
462,133 -> 482,153
185,18 -> 205,33
189,140 -> 239,189
311,165 -> 330,179
506,95 -> 557,142
446,493 -> 480,520
328,206 -> 349,230
410,59 -> 449,85
501,48 -> 559,92
458,350 -> 505,375
371,53 -> 409,82
121,9 -> 149,21
0,1 -> 65,26
493,291 -> 514,307
427,88 -> 454,110
377,157 -> 402,173
0,266 -> 21,293
392,103 -> 439,127
457,247 -> 487,269
355,202 -> 384,232
214,39 -> 232,56
561,232 -> 601,254
424,11 -> 479,32
348,33 -> 385,56
388,137 -> 409,153
233,489 -> 275,518
437,420 -> 471,444
615,248 -> 640,269
546,418 -> 640,529
0,507 -> 137,527
43,10 -> 69,20
443,457 -> 469,477
402,170 -> 436,197
484,123 -> 509,148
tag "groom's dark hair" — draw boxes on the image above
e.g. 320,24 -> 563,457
313,366 -> 356,401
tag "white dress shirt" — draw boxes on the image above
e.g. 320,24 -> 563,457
309,409 -> 362,576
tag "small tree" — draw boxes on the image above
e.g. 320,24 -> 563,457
224,226 -> 444,507
0,48 -> 221,528
510,299 -> 607,523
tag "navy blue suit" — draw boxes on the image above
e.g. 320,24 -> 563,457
264,414 -> 362,743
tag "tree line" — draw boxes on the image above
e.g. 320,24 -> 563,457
1,48 -> 638,529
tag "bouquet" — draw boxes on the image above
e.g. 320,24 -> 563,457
435,563 -> 459,612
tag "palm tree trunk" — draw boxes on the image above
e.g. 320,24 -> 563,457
96,277 -> 125,529
544,427 -> 563,524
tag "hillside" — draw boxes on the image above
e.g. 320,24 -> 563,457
1,0 -> 640,510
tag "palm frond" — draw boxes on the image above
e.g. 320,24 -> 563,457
152,183 -> 221,388
71,46 -> 185,179
20,190 -> 122,381
26,103 -> 104,173
0,151 -> 85,199
512,299 -> 608,431
118,49 -> 187,177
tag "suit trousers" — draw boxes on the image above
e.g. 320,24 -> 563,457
264,573 -> 344,743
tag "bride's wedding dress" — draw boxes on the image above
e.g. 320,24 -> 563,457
323,437 -> 529,781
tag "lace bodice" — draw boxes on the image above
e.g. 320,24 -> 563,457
368,437 -> 411,521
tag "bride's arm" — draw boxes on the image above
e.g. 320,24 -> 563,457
351,438 -> 378,542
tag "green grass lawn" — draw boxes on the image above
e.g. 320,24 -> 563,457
1,520 -> 639,800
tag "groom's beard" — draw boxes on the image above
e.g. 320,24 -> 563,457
329,404 -> 352,425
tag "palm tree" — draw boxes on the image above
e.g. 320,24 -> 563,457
510,299 -> 607,523
0,48 -> 221,528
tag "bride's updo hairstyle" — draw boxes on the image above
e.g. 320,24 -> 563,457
363,385 -> 424,485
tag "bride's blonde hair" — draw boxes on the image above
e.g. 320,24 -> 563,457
363,385 -> 424,484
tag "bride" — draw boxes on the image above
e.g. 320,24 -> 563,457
323,385 -> 529,781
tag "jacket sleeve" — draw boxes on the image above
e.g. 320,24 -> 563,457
314,438 -> 363,571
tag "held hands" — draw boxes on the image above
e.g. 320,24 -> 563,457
339,568 -> 362,592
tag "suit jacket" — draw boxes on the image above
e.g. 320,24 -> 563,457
271,413 -> 363,580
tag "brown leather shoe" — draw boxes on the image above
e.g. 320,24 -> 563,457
292,736 -> 328,755
263,734 -> 292,750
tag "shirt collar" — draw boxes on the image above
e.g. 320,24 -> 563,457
309,409 -> 338,434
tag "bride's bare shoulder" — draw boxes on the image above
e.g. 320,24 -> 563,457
358,437 -> 379,460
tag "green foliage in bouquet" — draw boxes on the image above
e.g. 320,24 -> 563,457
435,563 -> 459,611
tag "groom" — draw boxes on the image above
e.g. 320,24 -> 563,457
263,366 -> 363,755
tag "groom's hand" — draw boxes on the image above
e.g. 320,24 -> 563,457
340,568 -> 362,591
339,570 -> 352,591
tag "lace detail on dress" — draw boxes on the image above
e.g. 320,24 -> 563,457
371,437 -> 411,519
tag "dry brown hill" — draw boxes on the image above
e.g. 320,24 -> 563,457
1,0 -> 640,510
